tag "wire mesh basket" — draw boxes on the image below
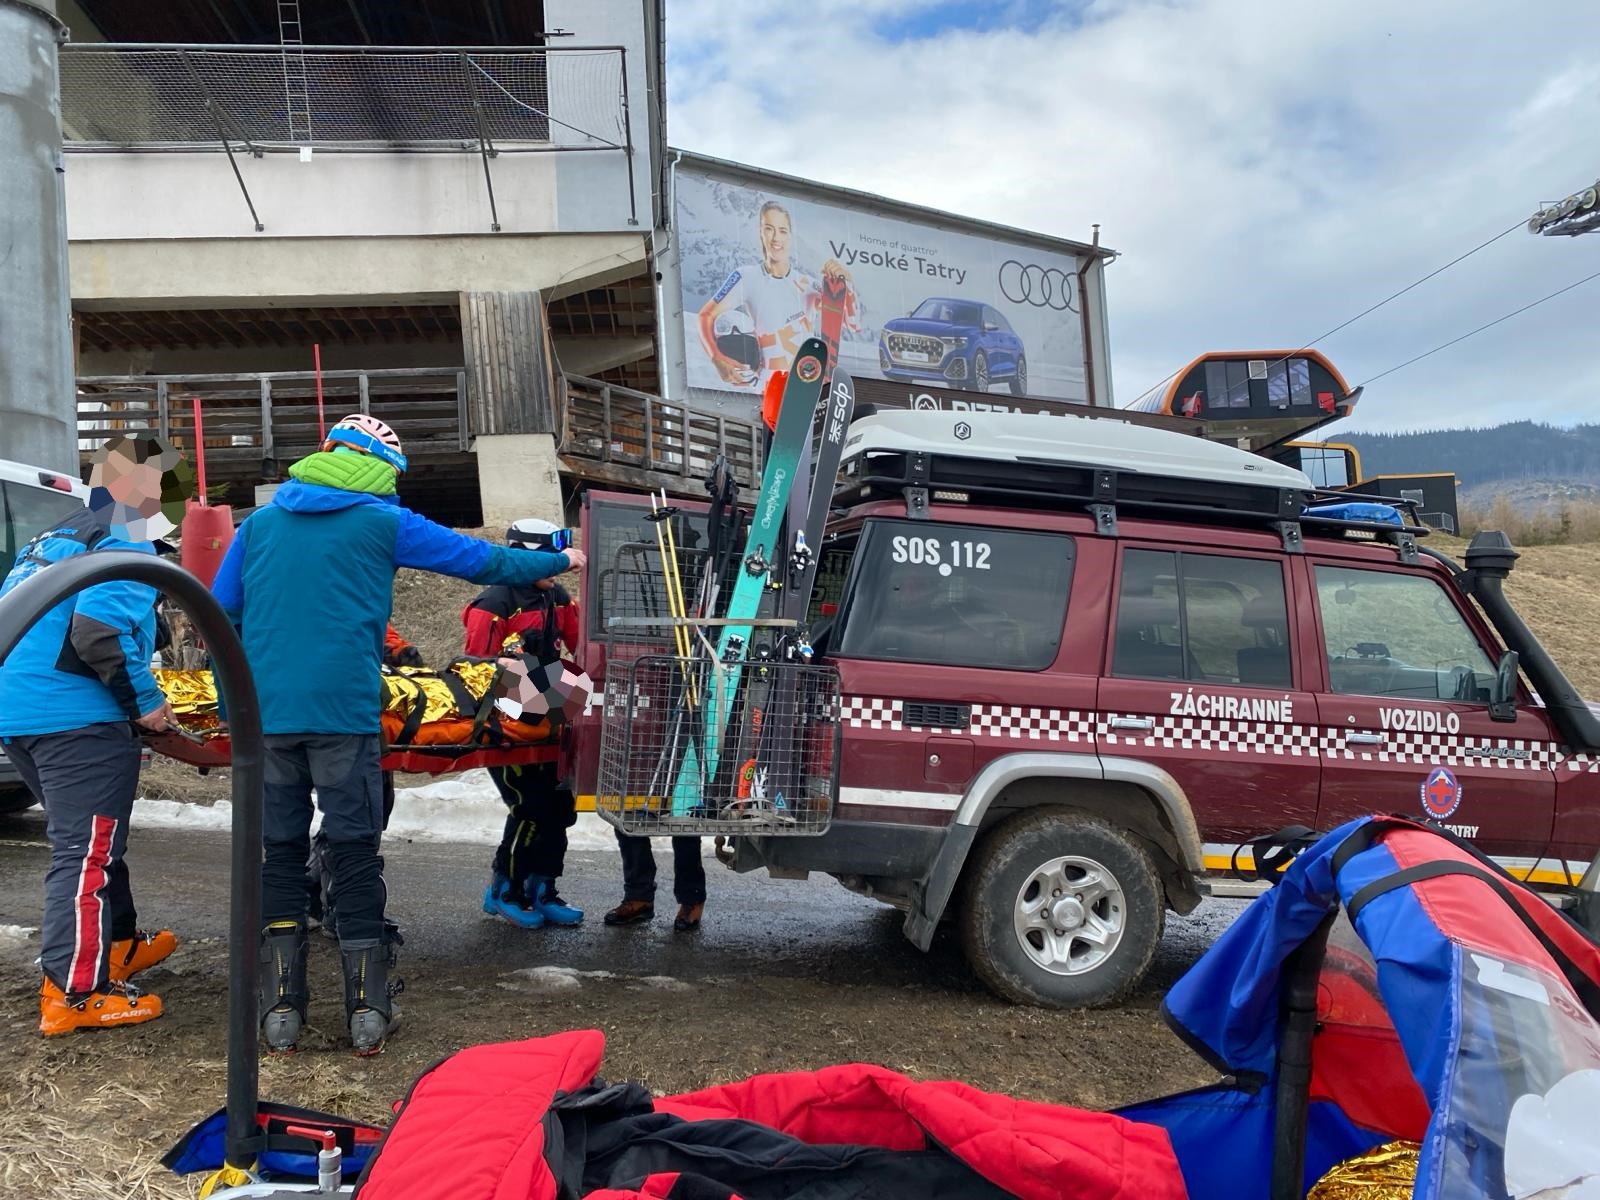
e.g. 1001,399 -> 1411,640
596,652 -> 840,837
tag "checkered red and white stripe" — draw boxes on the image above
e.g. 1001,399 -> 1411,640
840,695 -> 1575,772
839,697 -> 1094,743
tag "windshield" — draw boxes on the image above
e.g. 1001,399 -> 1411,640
911,299 -> 981,326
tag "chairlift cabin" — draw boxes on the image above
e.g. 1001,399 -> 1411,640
1127,350 -> 1361,453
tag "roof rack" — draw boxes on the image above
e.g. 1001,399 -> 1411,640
834,410 -> 1429,558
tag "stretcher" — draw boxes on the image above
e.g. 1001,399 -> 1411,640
148,663 -> 561,776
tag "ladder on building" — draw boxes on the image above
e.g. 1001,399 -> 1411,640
278,0 -> 314,145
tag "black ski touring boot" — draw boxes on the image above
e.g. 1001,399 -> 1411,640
258,920 -> 309,1053
341,922 -> 403,1056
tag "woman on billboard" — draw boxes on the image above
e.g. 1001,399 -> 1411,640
697,199 -> 856,392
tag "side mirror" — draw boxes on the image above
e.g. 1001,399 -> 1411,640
1489,650 -> 1520,722
982,321 -> 999,332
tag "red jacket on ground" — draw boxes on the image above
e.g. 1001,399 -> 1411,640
355,1030 -> 1186,1200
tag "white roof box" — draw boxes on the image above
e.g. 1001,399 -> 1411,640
841,409 -> 1312,493
836,409 -> 1314,528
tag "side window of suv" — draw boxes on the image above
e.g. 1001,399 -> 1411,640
1113,549 -> 1292,687
1316,565 -> 1496,702
835,521 -> 1073,670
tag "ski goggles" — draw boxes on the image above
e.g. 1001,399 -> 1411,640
324,426 -> 409,473
510,526 -> 574,553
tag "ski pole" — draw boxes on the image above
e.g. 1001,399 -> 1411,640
648,492 -> 696,706
659,490 -> 706,718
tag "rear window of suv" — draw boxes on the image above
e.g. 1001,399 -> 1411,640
834,521 -> 1073,670
1113,549 -> 1292,687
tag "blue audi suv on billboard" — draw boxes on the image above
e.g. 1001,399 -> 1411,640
878,297 -> 1028,395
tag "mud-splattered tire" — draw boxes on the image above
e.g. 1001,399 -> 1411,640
960,808 -> 1164,1008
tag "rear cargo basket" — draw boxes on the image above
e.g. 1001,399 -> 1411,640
593,535 -> 839,837
596,655 -> 840,837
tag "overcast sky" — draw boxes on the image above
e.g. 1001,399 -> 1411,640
664,0 -> 1600,433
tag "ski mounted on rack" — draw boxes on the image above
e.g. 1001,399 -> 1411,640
733,370 -> 859,814
668,339 -> 830,817
783,369 -> 857,637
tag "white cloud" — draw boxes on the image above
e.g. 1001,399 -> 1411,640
665,0 -> 1600,432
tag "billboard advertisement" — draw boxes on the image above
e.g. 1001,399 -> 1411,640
675,163 -> 1090,407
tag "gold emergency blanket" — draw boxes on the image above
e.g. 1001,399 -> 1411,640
381,662 -> 501,725
1308,1141 -> 1420,1200
155,662 -> 505,729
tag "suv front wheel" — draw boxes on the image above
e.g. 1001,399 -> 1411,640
959,808 -> 1163,1008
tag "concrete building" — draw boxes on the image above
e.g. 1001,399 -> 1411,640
48,1 -> 1116,523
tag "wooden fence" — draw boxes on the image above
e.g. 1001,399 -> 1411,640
557,374 -> 764,496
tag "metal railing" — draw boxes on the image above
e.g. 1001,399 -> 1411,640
59,43 -> 638,229
77,367 -> 470,474
559,374 -> 765,496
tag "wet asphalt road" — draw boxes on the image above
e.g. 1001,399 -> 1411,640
0,806 -> 1242,997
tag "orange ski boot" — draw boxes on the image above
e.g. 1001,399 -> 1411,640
39,977 -> 163,1037
108,929 -> 177,982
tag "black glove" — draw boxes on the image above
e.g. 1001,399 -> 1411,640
386,645 -> 425,669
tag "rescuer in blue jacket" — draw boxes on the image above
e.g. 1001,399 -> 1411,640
0,435 -> 195,1037
211,414 -> 585,1055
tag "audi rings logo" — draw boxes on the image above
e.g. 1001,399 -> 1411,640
998,260 -> 1077,312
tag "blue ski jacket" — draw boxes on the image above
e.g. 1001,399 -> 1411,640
0,508 -> 166,738
212,478 -> 572,736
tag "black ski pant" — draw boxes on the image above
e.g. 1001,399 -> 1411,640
490,763 -> 576,895
4,721 -> 142,996
306,771 -> 393,917
616,830 -> 705,907
262,734 -> 386,943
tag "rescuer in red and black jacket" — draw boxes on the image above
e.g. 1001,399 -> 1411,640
462,518 -> 583,930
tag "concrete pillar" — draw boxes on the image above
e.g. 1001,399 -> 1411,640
473,433 -> 565,531
459,289 -> 568,527
0,0 -> 77,475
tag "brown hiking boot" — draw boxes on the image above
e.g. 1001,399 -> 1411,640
108,929 -> 177,982
603,899 -> 655,926
39,977 -> 163,1037
674,903 -> 704,932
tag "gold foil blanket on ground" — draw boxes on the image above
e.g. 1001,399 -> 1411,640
1308,1140 -> 1420,1200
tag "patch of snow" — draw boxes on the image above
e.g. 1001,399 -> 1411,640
132,776 -> 622,851
132,797 -> 234,831
0,924 -> 39,942
638,975 -> 692,992
498,966 -> 690,994
387,775 -> 616,850
500,965 -> 615,993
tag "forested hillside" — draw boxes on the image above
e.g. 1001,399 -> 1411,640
1342,422 -> 1600,488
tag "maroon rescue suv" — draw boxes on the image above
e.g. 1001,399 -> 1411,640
567,412 -> 1600,1009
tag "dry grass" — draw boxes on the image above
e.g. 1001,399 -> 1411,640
1498,542 -> 1600,699
1458,497 -> 1600,547
0,1070 -> 191,1200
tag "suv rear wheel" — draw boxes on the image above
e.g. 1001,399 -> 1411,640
959,808 -> 1163,1008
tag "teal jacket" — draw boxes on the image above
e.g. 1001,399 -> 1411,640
0,507 -> 165,738
212,470 -> 570,736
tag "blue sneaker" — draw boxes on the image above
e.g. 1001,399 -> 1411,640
483,873 -> 546,929
528,877 -> 584,926
481,871 -> 512,916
